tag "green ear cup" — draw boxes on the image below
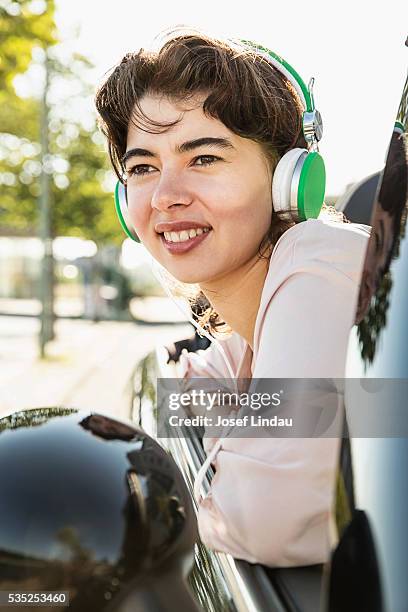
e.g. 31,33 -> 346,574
297,152 -> 326,221
114,181 -> 140,242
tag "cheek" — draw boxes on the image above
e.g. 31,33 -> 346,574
212,176 -> 272,234
127,189 -> 152,238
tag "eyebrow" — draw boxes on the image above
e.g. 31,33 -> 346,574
122,137 -> 235,165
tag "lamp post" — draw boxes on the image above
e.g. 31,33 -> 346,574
38,50 -> 54,358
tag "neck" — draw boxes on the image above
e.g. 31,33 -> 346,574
200,254 -> 270,350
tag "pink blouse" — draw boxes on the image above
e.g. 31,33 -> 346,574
178,217 -> 370,567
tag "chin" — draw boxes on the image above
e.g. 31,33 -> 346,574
170,269 -> 209,285
164,261 -> 218,285
166,256 -> 238,285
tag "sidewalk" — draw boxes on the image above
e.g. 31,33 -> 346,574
0,295 -> 192,322
0,315 -> 191,422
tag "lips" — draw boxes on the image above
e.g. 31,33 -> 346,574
159,227 -> 212,254
155,220 -> 212,234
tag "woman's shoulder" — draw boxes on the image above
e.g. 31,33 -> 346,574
269,216 -> 371,285
253,217 -> 371,376
272,215 -> 371,256
300,215 -> 371,250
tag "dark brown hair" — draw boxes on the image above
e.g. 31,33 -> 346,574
95,31 -> 309,336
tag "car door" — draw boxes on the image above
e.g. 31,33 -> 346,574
324,59 -> 408,612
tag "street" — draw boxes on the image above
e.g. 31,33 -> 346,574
0,315 -> 191,421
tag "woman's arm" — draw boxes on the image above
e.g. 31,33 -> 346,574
175,332 -> 246,453
176,331 -> 246,380
196,221 -> 370,566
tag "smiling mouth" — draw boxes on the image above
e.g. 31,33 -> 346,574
161,227 -> 211,243
158,226 -> 212,254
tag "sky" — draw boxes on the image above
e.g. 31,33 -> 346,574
54,0 -> 408,196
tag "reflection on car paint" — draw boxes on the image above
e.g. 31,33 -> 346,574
356,74 -> 408,366
330,61 -> 408,612
0,408 -> 198,611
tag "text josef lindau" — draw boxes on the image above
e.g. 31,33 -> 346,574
169,414 -> 293,428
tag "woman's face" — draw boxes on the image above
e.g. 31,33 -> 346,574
124,94 -> 273,284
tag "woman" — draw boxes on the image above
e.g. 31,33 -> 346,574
95,32 -> 370,566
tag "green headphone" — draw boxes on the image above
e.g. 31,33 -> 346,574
114,43 -> 326,242
114,181 -> 139,242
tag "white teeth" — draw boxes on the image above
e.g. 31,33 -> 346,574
163,228 -> 211,243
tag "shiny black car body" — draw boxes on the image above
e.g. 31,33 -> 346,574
0,409 -> 200,612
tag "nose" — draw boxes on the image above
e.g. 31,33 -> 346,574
150,170 -> 193,212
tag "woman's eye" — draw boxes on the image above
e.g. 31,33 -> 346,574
126,156 -> 221,177
193,155 -> 221,167
126,164 -> 156,178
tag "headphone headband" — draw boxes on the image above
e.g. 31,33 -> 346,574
240,40 -> 312,111
239,40 -> 323,147
241,40 -> 315,112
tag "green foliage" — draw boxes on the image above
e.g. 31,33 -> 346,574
0,0 -> 57,91
51,130 -> 120,243
0,406 -> 78,432
0,127 -> 119,242
0,1 -> 121,244
0,93 -> 40,139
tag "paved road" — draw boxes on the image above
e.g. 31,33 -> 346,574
0,316 -> 191,421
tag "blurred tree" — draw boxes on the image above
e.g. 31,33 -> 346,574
0,0 -> 120,244
0,0 -> 56,91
